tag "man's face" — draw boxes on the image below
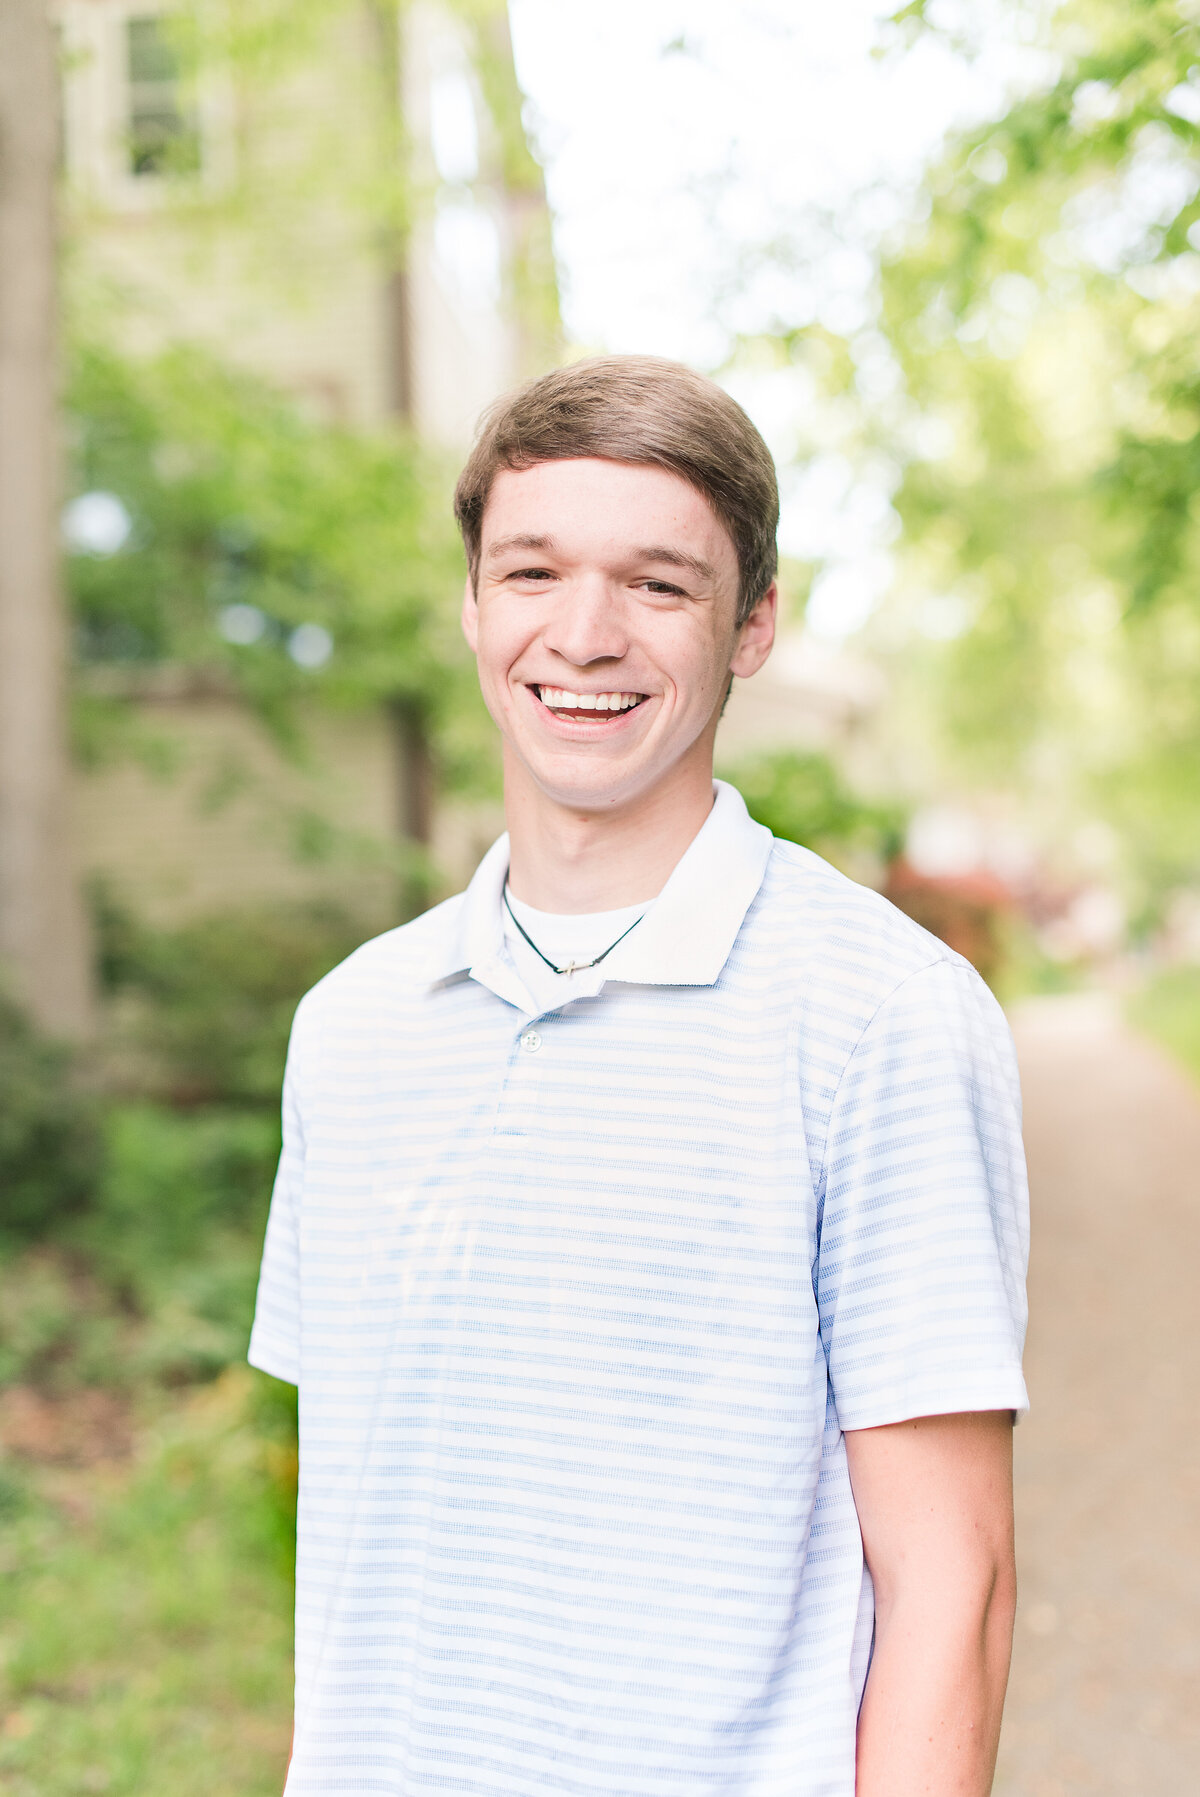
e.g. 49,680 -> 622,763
462,457 -> 775,815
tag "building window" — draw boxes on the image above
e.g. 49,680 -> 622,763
126,15 -> 198,177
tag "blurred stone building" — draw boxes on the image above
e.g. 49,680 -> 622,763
57,0 -> 558,917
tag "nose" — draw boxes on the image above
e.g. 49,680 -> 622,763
541,573 -> 630,669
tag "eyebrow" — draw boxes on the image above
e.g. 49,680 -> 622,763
483,533 -> 557,561
631,545 -> 718,584
483,534 -> 717,584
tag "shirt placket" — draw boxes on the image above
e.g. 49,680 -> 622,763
487,1010 -> 550,1140
468,956 -> 609,1139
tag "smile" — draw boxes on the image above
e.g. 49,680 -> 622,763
533,685 -> 648,722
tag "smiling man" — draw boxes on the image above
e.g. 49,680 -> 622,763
250,356 -> 1029,1797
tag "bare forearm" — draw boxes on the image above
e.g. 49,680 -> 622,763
855,1572 -> 1015,1797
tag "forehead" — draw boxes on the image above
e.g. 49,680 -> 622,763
480,458 -> 737,572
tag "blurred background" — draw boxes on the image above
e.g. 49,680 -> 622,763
0,1 -> 1197,1792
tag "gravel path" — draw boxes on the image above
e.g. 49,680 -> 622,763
995,994 -> 1200,1796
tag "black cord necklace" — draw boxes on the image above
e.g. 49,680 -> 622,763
502,881 -> 648,977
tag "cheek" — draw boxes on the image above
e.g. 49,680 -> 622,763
475,611 -> 525,685
658,623 -> 735,706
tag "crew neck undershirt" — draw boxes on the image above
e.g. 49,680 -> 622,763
501,889 -> 651,1014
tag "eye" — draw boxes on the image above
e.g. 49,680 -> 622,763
639,578 -> 687,597
509,566 -> 556,582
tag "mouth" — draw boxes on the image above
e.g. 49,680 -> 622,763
530,684 -> 650,725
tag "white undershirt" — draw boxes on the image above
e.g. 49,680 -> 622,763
501,890 -> 651,1014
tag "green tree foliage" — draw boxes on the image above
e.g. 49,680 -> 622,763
67,340 -> 475,754
874,0 -> 1200,911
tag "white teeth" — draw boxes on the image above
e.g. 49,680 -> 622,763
537,687 -> 644,713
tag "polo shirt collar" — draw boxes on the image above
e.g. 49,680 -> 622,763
428,780 -> 773,997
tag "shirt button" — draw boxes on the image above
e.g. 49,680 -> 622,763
519,1029 -> 542,1055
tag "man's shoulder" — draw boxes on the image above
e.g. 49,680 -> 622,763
752,838 -> 1014,1115
292,892 -> 466,1033
753,835 -> 967,1006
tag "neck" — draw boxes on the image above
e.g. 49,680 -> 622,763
503,750 -> 716,913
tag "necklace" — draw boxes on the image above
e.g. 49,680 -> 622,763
502,881 -> 648,977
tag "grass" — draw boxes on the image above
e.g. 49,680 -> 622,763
0,1368 -> 295,1797
1127,964 -> 1200,1085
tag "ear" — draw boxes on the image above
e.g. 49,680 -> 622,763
461,575 -> 479,652
729,582 -> 777,680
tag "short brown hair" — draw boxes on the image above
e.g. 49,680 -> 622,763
454,355 -> 779,625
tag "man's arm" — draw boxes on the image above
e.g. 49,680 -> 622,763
846,1410 -> 1017,1797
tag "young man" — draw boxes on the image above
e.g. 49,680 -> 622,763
250,356 -> 1029,1797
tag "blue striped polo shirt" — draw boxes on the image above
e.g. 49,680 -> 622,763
249,779 -> 1029,1796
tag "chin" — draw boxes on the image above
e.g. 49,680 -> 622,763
525,756 -> 653,814
537,776 -> 643,813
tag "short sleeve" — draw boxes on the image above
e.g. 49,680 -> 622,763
248,1020 -> 307,1386
816,958 -> 1029,1431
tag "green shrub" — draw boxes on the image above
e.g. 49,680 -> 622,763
63,1105 -> 281,1381
725,750 -> 906,872
1,1106 -> 279,1392
96,895 -> 370,1104
0,1247 -> 125,1390
0,992 -> 102,1237
95,1105 -> 279,1261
